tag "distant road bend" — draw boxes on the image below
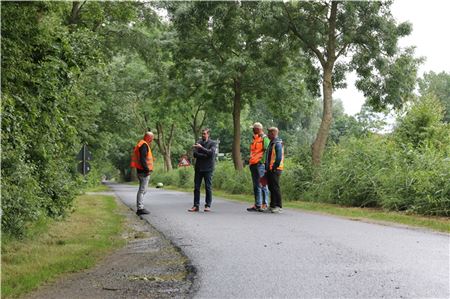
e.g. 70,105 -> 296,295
110,183 -> 450,299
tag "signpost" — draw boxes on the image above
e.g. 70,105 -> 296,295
178,154 -> 191,167
77,144 -> 92,175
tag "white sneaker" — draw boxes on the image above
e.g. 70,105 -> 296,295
271,207 -> 282,214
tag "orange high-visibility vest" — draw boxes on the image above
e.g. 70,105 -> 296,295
269,141 -> 284,171
130,140 -> 153,171
249,134 -> 267,165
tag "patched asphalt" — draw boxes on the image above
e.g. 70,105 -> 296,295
111,183 -> 450,299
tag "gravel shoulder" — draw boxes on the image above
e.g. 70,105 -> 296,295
24,194 -> 196,299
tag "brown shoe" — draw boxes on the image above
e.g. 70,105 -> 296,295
204,206 -> 211,212
188,206 -> 199,212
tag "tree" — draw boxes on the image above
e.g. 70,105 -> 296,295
167,2 -> 290,170
418,71 -> 450,123
270,1 -> 421,165
1,1 -> 149,236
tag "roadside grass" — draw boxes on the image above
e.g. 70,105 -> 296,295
85,183 -> 111,192
163,186 -> 450,234
1,193 -> 125,298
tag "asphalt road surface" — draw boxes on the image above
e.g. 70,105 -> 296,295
110,183 -> 449,298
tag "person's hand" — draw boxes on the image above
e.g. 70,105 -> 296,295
193,143 -> 202,149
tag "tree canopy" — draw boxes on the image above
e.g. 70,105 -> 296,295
3,1 -> 447,237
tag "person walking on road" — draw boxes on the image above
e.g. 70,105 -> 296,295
264,127 -> 284,214
130,132 -> 154,215
247,122 -> 270,212
189,128 -> 217,212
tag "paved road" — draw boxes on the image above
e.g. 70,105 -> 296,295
110,183 -> 449,298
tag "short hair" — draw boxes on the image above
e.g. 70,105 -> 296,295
268,127 -> 279,135
201,128 -> 210,134
144,131 -> 154,138
252,122 -> 263,129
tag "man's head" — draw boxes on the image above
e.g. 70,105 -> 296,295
201,128 -> 210,141
267,127 -> 279,141
144,131 -> 154,143
252,122 -> 263,135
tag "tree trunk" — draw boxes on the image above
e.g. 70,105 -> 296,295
190,104 -> 206,143
163,152 -> 173,172
311,1 -> 338,167
311,67 -> 333,166
68,1 -> 83,25
232,78 -> 243,170
156,122 -> 174,172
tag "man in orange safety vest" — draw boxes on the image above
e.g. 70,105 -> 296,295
130,132 -> 154,215
246,122 -> 270,212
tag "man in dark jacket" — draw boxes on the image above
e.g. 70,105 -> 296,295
188,128 -> 217,212
264,127 -> 284,214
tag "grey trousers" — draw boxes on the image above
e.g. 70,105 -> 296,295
137,173 -> 150,210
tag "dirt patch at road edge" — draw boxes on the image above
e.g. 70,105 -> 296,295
24,195 -> 197,299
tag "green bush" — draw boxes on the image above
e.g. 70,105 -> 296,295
279,159 -> 304,201
305,135 -> 386,207
178,167 -> 194,188
379,145 -> 450,215
302,97 -> 450,216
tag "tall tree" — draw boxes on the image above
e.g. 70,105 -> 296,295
167,2 -> 289,170
418,71 -> 450,123
269,1 -> 421,165
1,1 -> 142,235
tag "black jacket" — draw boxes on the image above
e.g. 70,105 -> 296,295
193,139 -> 216,172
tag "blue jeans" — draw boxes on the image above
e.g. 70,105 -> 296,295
250,163 -> 269,207
194,171 -> 213,207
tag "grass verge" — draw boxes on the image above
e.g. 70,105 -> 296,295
1,193 -> 125,298
85,183 -> 111,192
163,185 -> 450,234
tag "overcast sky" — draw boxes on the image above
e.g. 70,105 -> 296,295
336,0 -> 450,115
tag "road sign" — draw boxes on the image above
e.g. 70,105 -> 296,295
77,144 -> 92,175
77,161 -> 91,175
76,145 -> 92,161
178,155 -> 191,167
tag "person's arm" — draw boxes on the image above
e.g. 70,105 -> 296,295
204,142 -> 216,157
139,144 -> 150,173
193,149 -> 207,158
196,141 -> 216,157
263,136 -> 270,149
260,136 -> 271,164
271,142 -> 282,171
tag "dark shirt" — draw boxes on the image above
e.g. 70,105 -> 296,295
193,139 -> 217,172
265,137 -> 283,172
137,142 -> 150,175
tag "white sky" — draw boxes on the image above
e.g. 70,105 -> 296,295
336,0 -> 450,115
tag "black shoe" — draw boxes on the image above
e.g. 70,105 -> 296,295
136,208 -> 150,215
246,205 -> 261,212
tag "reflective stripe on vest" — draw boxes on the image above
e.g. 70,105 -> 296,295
269,141 -> 284,171
249,134 -> 266,165
130,140 -> 153,171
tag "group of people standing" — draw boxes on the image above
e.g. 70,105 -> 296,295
130,122 -> 284,215
246,122 -> 284,213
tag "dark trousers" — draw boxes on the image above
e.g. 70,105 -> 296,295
194,171 -> 213,207
267,171 -> 282,208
